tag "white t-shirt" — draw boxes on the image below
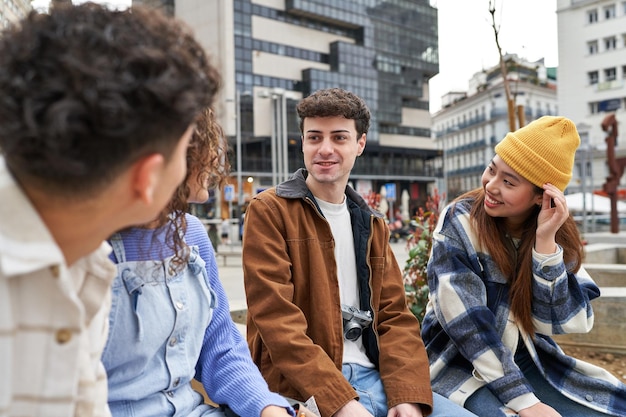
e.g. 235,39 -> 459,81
315,197 -> 374,368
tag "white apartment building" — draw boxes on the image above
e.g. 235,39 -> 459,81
557,0 -> 626,194
1,0 -> 30,27
432,56 -> 558,198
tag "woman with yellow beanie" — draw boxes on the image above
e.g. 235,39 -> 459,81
422,116 -> 626,417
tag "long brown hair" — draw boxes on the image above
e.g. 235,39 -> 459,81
455,187 -> 583,335
153,108 -> 231,272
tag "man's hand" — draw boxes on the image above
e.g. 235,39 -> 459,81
333,399 -> 374,417
261,405 -> 296,417
387,403 -> 423,417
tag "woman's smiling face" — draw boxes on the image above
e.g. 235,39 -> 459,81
482,155 -> 543,228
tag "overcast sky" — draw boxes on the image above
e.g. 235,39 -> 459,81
430,0 -> 558,111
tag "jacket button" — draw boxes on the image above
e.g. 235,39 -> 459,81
50,265 -> 60,278
541,266 -> 550,274
56,329 -> 72,344
585,394 -> 593,402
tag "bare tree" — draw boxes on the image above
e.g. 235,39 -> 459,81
489,1 -> 524,131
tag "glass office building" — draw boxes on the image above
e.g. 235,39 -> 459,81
137,0 -> 442,217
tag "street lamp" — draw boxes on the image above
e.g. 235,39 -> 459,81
236,89 -> 243,210
258,88 -> 295,186
233,90 -> 251,214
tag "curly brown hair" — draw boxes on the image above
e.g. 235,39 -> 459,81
296,88 -> 371,138
155,108 -> 231,272
0,3 -> 220,198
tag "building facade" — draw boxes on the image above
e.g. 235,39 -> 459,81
432,55 -> 558,199
557,0 -> 626,194
139,0 -> 442,219
2,0 -> 30,27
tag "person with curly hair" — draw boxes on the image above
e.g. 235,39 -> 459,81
103,109 -> 295,417
0,3 -> 220,416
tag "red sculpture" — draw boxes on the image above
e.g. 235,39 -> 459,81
601,113 -> 626,233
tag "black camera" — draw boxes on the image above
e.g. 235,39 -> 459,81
341,304 -> 372,341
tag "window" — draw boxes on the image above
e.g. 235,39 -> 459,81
605,36 -> 617,50
588,40 -> 598,54
588,71 -> 599,84
587,9 -> 598,23
605,67 -> 617,81
604,4 -> 616,19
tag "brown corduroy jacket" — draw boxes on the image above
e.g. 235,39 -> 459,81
242,169 -> 433,417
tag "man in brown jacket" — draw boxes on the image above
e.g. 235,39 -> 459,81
242,88 -> 476,417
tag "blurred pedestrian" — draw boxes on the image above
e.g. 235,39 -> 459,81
208,223 -> 219,252
221,217 -> 231,245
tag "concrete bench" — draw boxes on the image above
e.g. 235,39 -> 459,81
553,243 -> 626,354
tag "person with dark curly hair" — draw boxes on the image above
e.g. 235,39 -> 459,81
103,108 -> 295,417
0,3 -> 220,416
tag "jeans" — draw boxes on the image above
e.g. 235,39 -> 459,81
342,363 -> 477,417
464,346 -> 610,417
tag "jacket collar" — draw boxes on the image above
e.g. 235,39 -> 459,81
276,168 -> 383,219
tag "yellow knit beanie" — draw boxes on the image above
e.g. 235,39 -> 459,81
494,116 -> 580,191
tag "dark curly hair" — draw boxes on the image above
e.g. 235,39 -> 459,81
0,3 -> 221,198
155,108 -> 231,272
296,88 -> 371,138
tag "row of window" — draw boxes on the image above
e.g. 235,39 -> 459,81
587,34 -> 626,55
587,65 -> 626,84
436,101 -> 555,136
589,97 -> 626,114
252,3 -> 360,41
446,150 -> 487,177
587,2 -> 626,23
251,38 -> 330,64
